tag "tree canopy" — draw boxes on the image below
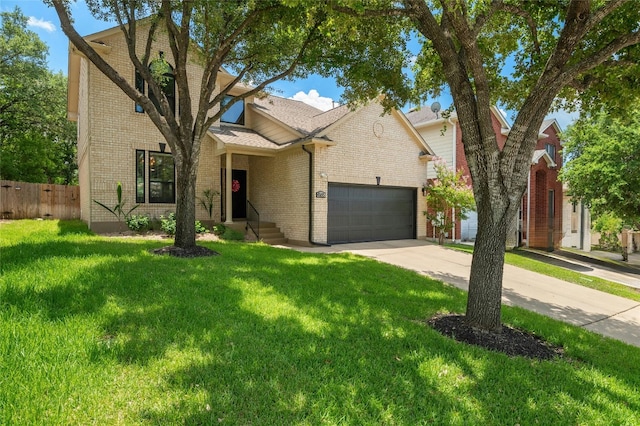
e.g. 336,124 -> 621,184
0,7 -> 77,184
332,0 -> 640,330
561,110 -> 640,230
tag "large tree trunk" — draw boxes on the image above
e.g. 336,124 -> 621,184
465,206 -> 509,331
174,155 -> 198,249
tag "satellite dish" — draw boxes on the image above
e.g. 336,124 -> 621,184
430,102 -> 441,118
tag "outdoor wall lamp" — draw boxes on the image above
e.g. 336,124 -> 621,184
319,172 -> 328,179
422,187 -> 427,196
159,142 -> 166,153
376,176 -> 381,185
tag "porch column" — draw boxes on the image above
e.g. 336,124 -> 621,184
225,151 -> 233,224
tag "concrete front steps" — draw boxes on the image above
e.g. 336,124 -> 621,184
226,220 -> 288,245
254,221 -> 288,245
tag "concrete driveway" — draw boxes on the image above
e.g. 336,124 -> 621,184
288,239 -> 640,348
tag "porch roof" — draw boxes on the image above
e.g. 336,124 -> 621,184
208,126 -> 293,151
532,149 -> 557,167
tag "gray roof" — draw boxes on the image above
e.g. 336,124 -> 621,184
252,95 -> 350,137
405,107 -> 440,125
209,126 -> 289,150
407,106 -> 559,136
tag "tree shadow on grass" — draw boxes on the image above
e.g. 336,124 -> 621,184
3,232 -> 640,424
91,245 -> 640,424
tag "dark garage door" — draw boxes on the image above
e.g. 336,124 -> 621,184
328,184 -> 416,244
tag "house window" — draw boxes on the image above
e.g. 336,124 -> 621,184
135,72 -> 145,113
134,55 -> 176,116
221,95 -> 245,125
149,151 -> 175,203
136,150 -> 145,203
545,143 -> 556,162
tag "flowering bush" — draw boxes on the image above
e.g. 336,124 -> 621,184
423,159 -> 475,244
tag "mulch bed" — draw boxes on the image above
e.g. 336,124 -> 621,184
429,314 -> 564,360
151,245 -> 220,258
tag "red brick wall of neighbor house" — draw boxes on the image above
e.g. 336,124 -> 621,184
525,125 -> 564,249
452,113 -> 508,240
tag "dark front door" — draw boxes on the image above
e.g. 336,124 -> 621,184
232,169 -> 247,219
327,183 -> 416,244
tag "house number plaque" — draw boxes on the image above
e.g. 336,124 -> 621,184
315,191 -> 327,198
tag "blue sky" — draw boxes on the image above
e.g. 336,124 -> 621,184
4,0 -> 577,128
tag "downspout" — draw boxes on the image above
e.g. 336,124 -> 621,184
302,144 -> 330,246
450,116 -> 457,242
580,201 -> 585,250
526,170 -> 531,248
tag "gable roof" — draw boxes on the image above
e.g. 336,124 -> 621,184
251,95 -> 351,137
210,95 -> 435,156
532,149 -> 557,167
405,106 -> 440,125
539,118 -> 562,137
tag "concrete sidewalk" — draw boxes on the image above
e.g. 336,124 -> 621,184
519,249 -> 640,289
286,240 -> 640,348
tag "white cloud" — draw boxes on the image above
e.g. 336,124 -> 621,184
27,17 -> 56,33
289,90 -> 335,111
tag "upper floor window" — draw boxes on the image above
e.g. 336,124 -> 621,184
135,53 -> 175,116
545,143 -> 556,162
221,95 -> 245,125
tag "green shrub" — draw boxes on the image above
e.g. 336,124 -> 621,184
221,227 -> 245,241
195,220 -> 207,234
160,213 -> 207,236
160,213 -> 177,235
593,212 -> 623,251
213,223 -> 226,236
126,214 -> 151,232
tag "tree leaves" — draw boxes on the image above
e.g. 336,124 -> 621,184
561,109 -> 640,229
0,7 -> 77,184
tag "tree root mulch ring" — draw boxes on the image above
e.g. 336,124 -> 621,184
429,314 -> 564,360
151,245 -> 220,258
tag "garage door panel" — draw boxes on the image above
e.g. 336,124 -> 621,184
328,184 -> 416,244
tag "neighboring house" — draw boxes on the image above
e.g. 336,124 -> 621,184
561,187 -> 592,251
67,24 -> 436,245
406,107 -> 564,250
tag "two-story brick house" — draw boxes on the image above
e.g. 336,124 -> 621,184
406,106 -> 563,250
67,23 -> 436,245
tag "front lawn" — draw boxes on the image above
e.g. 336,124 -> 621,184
2,220 -> 640,424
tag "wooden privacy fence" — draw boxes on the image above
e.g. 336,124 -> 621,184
0,180 -> 80,220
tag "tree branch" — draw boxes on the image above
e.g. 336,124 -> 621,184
50,0 -> 177,147
471,0 -> 503,38
202,18 -> 324,130
563,30 -> 640,81
495,3 -> 540,55
583,0 -> 630,35
328,1 -> 409,18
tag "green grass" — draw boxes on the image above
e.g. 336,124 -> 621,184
447,243 -> 640,302
2,220 -> 640,425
